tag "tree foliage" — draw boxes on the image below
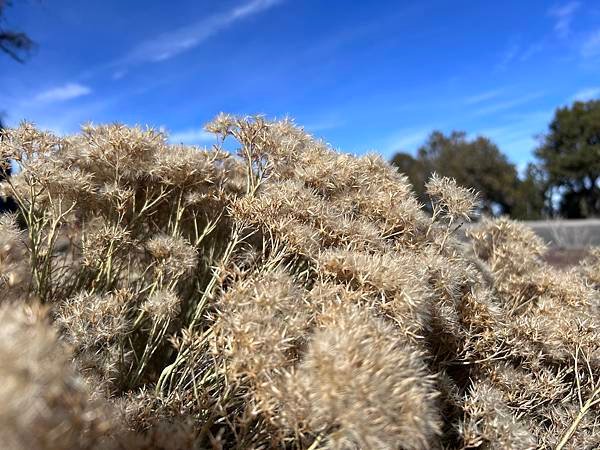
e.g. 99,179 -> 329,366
391,131 -> 550,220
392,131 -> 525,216
511,163 -> 547,220
535,100 -> 600,218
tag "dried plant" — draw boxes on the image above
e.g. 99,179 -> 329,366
0,302 -> 109,450
0,117 -> 598,449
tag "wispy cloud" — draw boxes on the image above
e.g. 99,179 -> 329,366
496,42 -> 521,71
571,86 -> 600,101
35,83 -> 92,102
168,128 -> 215,145
477,109 -> 554,163
581,29 -> 600,59
479,124 -> 534,144
477,124 -> 538,164
384,128 -> 432,155
495,39 -> 547,72
549,2 -> 580,38
495,38 -> 547,71
125,0 -> 282,65
464,89 -> 504,105
4,96 -> 113,136
473,92 -> 544,116
302,115 -> 345,133
519,41 -> 545,61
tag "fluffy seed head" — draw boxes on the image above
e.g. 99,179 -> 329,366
280,304 -> 441,449
0,302 -> 108,450
141,289 -> 182,322
426,172 -> 479,223
146,234 -> 198,278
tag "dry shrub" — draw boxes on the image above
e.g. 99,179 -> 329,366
578,247 -> 600,289
280,303 -> 441,450
0,302 -> 109,450
0,214 -> 29,299
0,117 -> 598,449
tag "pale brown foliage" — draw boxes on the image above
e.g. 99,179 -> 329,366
0,117 -> 598,449
0,302 -> 108,450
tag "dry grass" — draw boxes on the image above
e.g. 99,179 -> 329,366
0,116 -> 598,449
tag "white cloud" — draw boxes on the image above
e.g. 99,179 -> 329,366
303,116 -> 345,133
581,29 -> 600,59
479,125 -> 535,147
168,128 -> 215,145
519,41 -> 545,61
384,128 -> 432,155
571,87 -> 600,101
126,0 -> 282,64
496,37 -> 547,71
464,89 -> 504,105
35,83 -> 91,102
478,127 -> 537,164
112,70 -> 128,80
473,92 -> 544,116
476,110 -> 554,163
495,39 -> 548,71
496,42 -> 520,71
549,2 -> 580,38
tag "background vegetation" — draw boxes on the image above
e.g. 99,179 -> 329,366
391,99 -> 600,220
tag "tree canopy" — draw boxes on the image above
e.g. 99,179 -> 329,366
535,100 -> 600,218
392,131 -> 523,216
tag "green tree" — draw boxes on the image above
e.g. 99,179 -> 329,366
511,163 -> 547,220
390,152 -> 427,198
535,100 -> 600,218
392,131 -> 521,216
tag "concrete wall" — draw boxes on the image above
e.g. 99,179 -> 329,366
460,219 -> 600,248
523,219 -> 600,248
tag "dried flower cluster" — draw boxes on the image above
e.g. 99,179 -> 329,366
0,116 -> 598,449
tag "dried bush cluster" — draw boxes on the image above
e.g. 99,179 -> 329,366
0,116 -> 598,450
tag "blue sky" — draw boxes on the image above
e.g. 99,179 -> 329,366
2,0 -> 600,168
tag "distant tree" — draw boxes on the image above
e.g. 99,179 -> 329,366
391,131 -> 521,216
390,152 -> 427,198
511,163 -> 547,220
535,100 -> 600,218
